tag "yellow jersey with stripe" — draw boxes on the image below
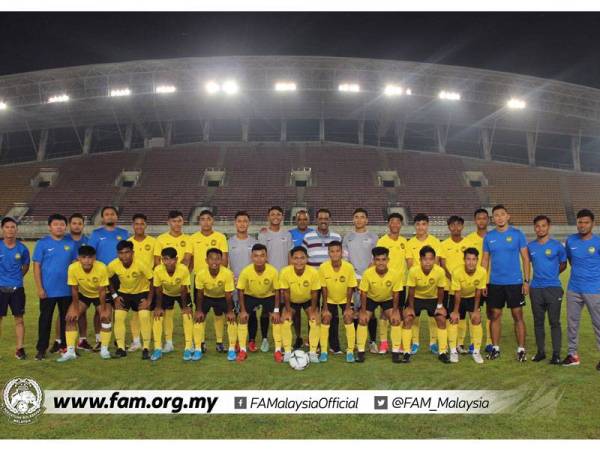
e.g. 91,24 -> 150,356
359,266 -> 404,302
237,263 -> 280,298
450,265 -> 488,298
195,266 -> 235,298
153,263 -> 191,297
406,264 -> 447,300
128,235 -> 156,268
67,261 -> 109,299
279,265 -> 321,303
107,258 -> 153,294
318,260 -> 358,305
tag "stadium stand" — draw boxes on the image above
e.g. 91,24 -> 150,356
0,164 -> 41,216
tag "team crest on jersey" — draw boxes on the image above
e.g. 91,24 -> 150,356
461,246 -> 466,252
428,278 -> 435,284
145,244 -> 151,251
211,239 -> 217,246
180,241 -> 186,247
545,249 -> 552,256
303,280 -> 310,287
385,280 -> 392,287
589,246 -> 596,254
474,280 -> 480,286
14,253 -> 21,260
64,245 -> 71,251
175,278 -> 181,283
339,275 -> 346,283
92,277 -> 99,283
131,272 -> 139,278
263,279 -> 271,285
217,280 -> 224,287
506,236 -> 513,243
400,243 -> 405,249
117,236 -> 122,241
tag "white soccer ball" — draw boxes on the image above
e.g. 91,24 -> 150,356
289,349 -> 310,371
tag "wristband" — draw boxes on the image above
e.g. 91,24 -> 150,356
111,293 -> 118,300
273,307 -> 280,313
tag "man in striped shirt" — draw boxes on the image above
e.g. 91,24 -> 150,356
302,209 -> 342,268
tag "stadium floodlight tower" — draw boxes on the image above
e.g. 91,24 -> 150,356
439,90 -> 461,101
0,101 -> 7,110
338,83 -> 360,93
110,88 -> 131,97
384,84 -> 404,96
155,85 -> 177,94
222,80 -> 239,95
275,81 -> 297,92
47,94 -> 69,103
507,98 -> 526,109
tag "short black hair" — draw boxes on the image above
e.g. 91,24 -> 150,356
533,215 -> 551,225
492,204 -> 507,214
207,247 -> 223,258
316,208 -> 331,217
464,247 -> 479,258
290,246 -> 308,257
353,208 -> 368,217
132,213 -> 147,222
161,247 -> 177,259
473,208 -> 489,218
1,217 -> 16,227
576,209 -> 595,221
235,211 -> 250,220
419,245 -> 436,258
327,240 -> 342,250
268,206 -> 283,214
69,213 -> 84,223
447,215 -> 464,226
168,210 -> 184,219
116,240 -> 134,251
78,245 -> 96,256
371,246 -> 390,258
251,243 -> 267,253
199,209 -> 213,218
387,212 -> 404,223
101,206 -> 118,217
413,213 -> 429,224
47,213 -> 67,225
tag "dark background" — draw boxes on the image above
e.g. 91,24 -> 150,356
1,12 -> 600,87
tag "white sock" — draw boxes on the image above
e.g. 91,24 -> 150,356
450,348 -> 458,354
55,339 -> 62,344
95,333 -> 101,343
473,349 -> 480,354
229,347 -> 235,351
133,337 -> 141,344
240,347 -> 247,352
493,345 -> 500,351
101,345 -> 108,352
67,346 -> 75,353
166,340 -> 173,345
517,346 -> 525,353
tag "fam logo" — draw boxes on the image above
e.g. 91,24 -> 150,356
461,246 -> 466,252
180,241 -> 186,248
400,243 -> 405,250
545,249 -> 552,256
589,246 -> 596,255
385,280 -> 392,287
303,280 -> 310,287
506,236 -> 513,243
116,236 -> 123,241
131,272 -> 139,278
175,277 -> 182,284
217,280 -> 224,287
2,377 -> 43,424
14,253 -> 21,260
145,244 -> 151,251
474,279 -> 481,286
211,240 -> 217,246
428,278 -> 435,285
64,245 -> 71,252
263,279 -> 271,285
92,277 -> 99,283
339,275 -> 346,283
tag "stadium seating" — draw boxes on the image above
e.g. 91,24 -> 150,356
0,164 -> 42,216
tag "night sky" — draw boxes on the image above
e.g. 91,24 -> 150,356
1,12 -> 600,88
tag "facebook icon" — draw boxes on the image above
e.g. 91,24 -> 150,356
234,397 -> 247,409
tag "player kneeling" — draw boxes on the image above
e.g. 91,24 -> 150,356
402,246 -> 450,364
279,246 -> 321,364
446,247 -> 487,364
236,244 -> 281,362
58,245 -> 111,362
356,247 -> 405,363
194,248 -> 237,361
108,240 -> 154,360
151,247 -> 194,361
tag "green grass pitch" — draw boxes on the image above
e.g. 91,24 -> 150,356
0,242 -> 599,438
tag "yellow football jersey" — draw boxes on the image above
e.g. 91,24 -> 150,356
359,266 -> 404,302
153,263 -> 191,297
318,260 -> 358,305
440,237 -> 468,276
279,265 -> 321,303
376,234 -> 409,277
128,235 -> 156,268
190,231 -> 228,272
406,234 -> 441,262
154,232 -> 192,260
237,264 -> 280,298
406,264 -> 447,299
195,266 -> 235,298
67,261 -> 109,299
450,265 -> 488,298
107,258 -> 153,294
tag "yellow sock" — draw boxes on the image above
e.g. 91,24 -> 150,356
214,314 -> 225,344
272,322 -> 282,350
238,323 -> 248,350
282,320 -> 293,353
485,320 -> 492,346
344,323 -> 356,353
100,330 -> 112,348
379,318 -> 389,342
457,319 -> 467,346
114,310 -> 128,349
447,320 -> 458,350
164,309 -> 174,342
193,322 -> 205,349
320,323 -> 330,354
390,325 -> 402,352
411,316 -> 420,345
471,323 -> 483,352
402,328 -> 412,353
356,324 -> 368,352
437,326 -> 448,353
66,330 -> 78,349
130,311 -> 140,341
428,316 -> 437,344
152,316 -> 163,349
227,322 -> 237,349
182,313 -> 193,350
308,319 -> 319,353
138,310 -> 152,349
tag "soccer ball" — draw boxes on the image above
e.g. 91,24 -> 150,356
289,350 -> 310,371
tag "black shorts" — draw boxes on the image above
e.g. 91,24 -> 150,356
445,296 -> 478,320
79,294 -> 114,307
413,298 -> 443,317
480,295 -> 488,307
118,292 -> 150,311
487,284 -> 525,309
161,294 -> 193,310
366,298 -> 393,312
0,287 -> 25,317
244,295 -> 275,314
201,297 -> 228,315
291,300 -> 312,313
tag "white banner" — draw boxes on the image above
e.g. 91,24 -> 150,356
43,389 -> 523,414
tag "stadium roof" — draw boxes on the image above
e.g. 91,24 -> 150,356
1,55 -> 600,138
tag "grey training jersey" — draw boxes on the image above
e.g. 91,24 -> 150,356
258,228 -> 293,271
228,235 -> 258,279
342,230 -> 378,278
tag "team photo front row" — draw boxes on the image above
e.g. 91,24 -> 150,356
0,204 -> 599,370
